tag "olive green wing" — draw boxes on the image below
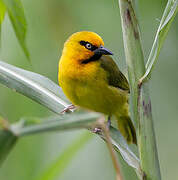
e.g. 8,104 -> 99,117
100,56 -> 130,92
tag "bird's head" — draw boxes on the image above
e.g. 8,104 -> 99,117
62,31 -> 113,64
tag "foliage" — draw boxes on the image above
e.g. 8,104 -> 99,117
0,0 -> 29,59
0,0 -> 177,179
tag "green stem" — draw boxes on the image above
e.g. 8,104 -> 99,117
118,0 -> 145,127
138,83 -> 161,180
118,0 -> 161,179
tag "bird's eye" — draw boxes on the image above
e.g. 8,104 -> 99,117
85,43 -> 92,50
79,41 -> 97,51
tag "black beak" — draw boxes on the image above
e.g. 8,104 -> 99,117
94,45 -> 113,56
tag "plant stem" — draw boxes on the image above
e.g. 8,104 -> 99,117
118,0 -> 161,179
96,118 -> 123,180
138,83 -> 161,180
118,0 -> 145,128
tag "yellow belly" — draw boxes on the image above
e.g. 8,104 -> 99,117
59,77 -> 128,116
58,59 -> 128,116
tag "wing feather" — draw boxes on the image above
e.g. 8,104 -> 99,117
100,56 -> 130,92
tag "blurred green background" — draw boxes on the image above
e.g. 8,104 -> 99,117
0,0 -> 177,179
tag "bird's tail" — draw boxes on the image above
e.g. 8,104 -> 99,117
115,115 -> 137,144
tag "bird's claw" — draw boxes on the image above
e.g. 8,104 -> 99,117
92,116 -> 111,134
92,127 -> 102,134
61,104 -> 76,114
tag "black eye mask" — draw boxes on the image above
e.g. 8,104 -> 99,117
79,41 -> 98,51
79,40 -> 113,64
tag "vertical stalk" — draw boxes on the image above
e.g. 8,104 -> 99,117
118,0 -> 161,179
118,0 -> 145,128
138,83 -> 161,180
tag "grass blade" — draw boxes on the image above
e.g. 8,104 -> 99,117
0,117 -> 18,166
2,0 -> 29,60
0,0 -> 6,41
10,112 -> 140,176
11,112 -> 100,136
0,130 -> 17,166
101,127 -> 141,178
35,132 -> 93,180
110,127 -> 140,171
0,0 -> 6,23
140,0 -> 178,83
0,60 -> 70,114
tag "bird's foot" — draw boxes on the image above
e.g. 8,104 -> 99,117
60,104 -> 76,114
92,127 -> 102,134
92,116 -> 111,134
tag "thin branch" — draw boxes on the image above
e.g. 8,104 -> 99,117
95,117 -> 123,180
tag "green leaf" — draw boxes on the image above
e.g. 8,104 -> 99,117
0,60 -> 70,114
0,60 -> 140,173
0,0 -> 6,22
35,132 -> 93,180
101,127 -> 141,178
11,112 -> 99,136
140,0 -> 178,82
10,112 -> 141,176
0,0 -> 6,39
2,0 -> 29,60
0,130 -> 17,166
110,127 -> 140,171
0,117 -> 18,166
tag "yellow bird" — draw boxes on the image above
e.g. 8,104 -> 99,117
58,31 -> 136,144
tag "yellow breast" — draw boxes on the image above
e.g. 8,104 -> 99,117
58,55 -> 127,115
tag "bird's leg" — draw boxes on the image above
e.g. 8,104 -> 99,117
60,104 -> 76,114
92,116 -> 111,134
107,116 -> 111,129
92,127 -> 102,134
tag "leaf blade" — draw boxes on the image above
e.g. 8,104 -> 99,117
0,60 -> 70,114
0,0 -> 6,37
110,127 -> 140,170
12,112 -> 99,136
10,112 -> 141,176
0,117 -> 18,166
2,0 -> 29,60
98,126 -> 141,177
140,0 -> 178,82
